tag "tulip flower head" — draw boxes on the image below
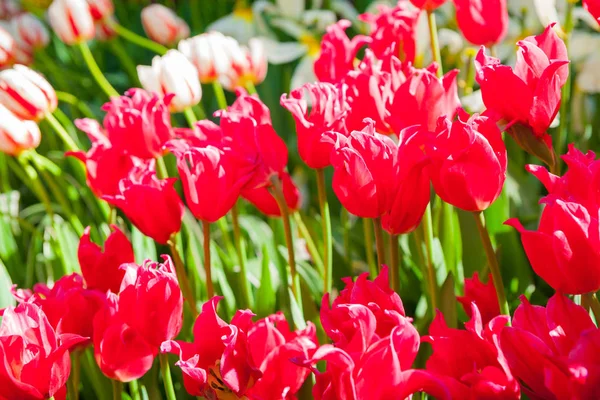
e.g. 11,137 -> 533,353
583,0 -> 600,22
410,0 -> 447,11
219,37 -> 268,92
179,31 -> 232,84
0,0 -> 20,19
506,145 -> 600,294
11,13 -> 50,51
457,272 -> 500,325
0,103 -> 41,156
0,25 -> 15,68
137,50 -> 202,113
141,4 -> 189,46
47,0 -> 95,45
453,0 -> 508,46
0,64 -> 57,121
0,303 -> 87,400
78,225 -> 135,294
242,171 -> 301,217
85,0 -> 113,21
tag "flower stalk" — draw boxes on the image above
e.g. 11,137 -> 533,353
77,42 -> 119,98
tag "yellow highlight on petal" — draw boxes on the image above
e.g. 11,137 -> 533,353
299,34 -> 321,57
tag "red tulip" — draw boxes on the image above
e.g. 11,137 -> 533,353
423,305 -> 519,399
475,24 -> 568,161
167,140 -> 252,223
11,13 -> 50,51
11,274 -> 105,347
425,111 -> 506,212
93,292 -> 156,382
85,0 -> 114,21
102,89 -> 174,159
69,119 -> 148,198
0,26 -> 15,68
47,0 -> 95,45
583,0 -> 600,22
410,0 -> 446,11
242,171 -> 301,217
103,166 -> 184,244
0,64 -> 57,121
118,256 -> 183,348
500,294 -> 600,398
457,272 -> 500,326
246,313 -> 319,400
454,0 -> 508,46
328,120 -> 397,218
0,303 -> 87,400
141,4 -> 189,46
381,126 -> 431,235
506,146 -> 600,294
161,297 -> 262,398
0,104 -> 41,156
78,225 -> 135,294
313,19 -> 370,84
359,2 -> 419,63
280,82 -> 349,169
386,63 -> 460,134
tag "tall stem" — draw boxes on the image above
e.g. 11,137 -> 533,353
158,354 -> 177,400
556,0 -> 575,167
316,169 -> 333,295
110,22 -> 169,55
203,221 -> 215,298
108,39 -> 141,86
56,91 -> 95,118
17,154 -> 53,217
44,112 -> 79,152
156,157 -> 169,179
427,10 -> 443,77
583,293 -> 600,324
245,81 -> 258,95
212,81 -> 229,110
168,238 -> 198,317
112,380 -> 122,400
422,205 -> 438,312
473,211 -> 510,317
373,217 -> 386,273
183,107 -> 198,127
77,42 -> 119,98
68,349 -> 82,400
231,205 -> 251,308
389,234 -> 400,292
363,218 -> 377,278
270,175 -> 299,300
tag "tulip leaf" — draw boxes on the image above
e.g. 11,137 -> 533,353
288,288 -> 307,330
131,226 -> 157,264
439,272 -> 458,329
0,259 -> 15,309
53,216 -> 80,275
297,261 -> 323,300
256,244 -> 275,318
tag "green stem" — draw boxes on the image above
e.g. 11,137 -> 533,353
245,81 -> 258,95
341,208 -> 350,263
363,218 -> 377,278
44,112 -> 79,152
168,238 -> 198,317
183,107 -> 198,127
129,380 -> 141,400
108,205 -> 117,225
427,10 -> 443,77
231,205 -> 252,308
111,22 -> 168,55
212,81 -> 229,110
77,42 -> 119,98
422,205 -> 438,312
316,169 -> 332,295
68,350 -> 82,400
389,234 -> 400,292
373,217 -> 385,273
587,293 -> 600,324
108,39 -> 141,86
158,354 -> 177,400
203,221 -> 215,298
156,157 -> 169,179
270,175 -> 299,301
293,212 -> 324,276
112,380 -> 122,400
56,91 -> 95,118
556,1 -> 575,169
473,211 -> 510,317
16,154 -> 53,216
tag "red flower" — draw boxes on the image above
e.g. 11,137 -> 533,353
93,293 -> 156,382
246,313 -> 318,400
103,166 -> 184,244
118,256 -> 183,349
69,119 -> 147,198
328,120 -> 397,218
313,19 -> 370,84
167,140 -> 253,223
161,297 -> 262,398
583,0 -> 600,21
410,0 -> 446,11
359,2 -> 419,63
425,111 -> 506,212
500,294 -> 600,399
281,82 -> 349,169
475,24 -> 568,160
0,303 -> 87,400
11,274 -> 105,346
102,89 -> 174,159
457,272 -> 500,326
78,225 -> 135,294
386,63 -> 460,134
454,0 -> 508,46
423,305 -> 519,399
242,171 -> 301,217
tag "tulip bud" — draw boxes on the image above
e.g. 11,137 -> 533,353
11,13 -> 50,51
178,31 -> 230,83
137,50 -> 202,113
141,4 -> 189,46
0,25 -> 15,68
454,0 -> 508,46
219,38 -> 268,92
0,104 -> 41,155
48,0 -> 95,45
0,0 -> 20,20
94,15 -> 117,41
0,64 -> 57,121
85,0 -> 113,21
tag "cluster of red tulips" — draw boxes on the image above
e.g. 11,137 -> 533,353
1,0 -> 600,399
